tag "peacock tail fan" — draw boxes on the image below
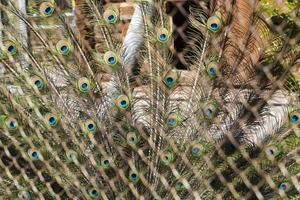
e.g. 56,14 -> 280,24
0,0 -> 299,199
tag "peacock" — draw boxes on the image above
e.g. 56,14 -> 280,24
0,0 -> 299,199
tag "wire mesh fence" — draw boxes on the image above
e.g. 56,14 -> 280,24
0,0 -> 299,199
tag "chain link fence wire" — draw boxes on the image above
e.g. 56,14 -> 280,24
0,0 -> 299,199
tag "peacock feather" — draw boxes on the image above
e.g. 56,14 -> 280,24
0,0 -> 299,199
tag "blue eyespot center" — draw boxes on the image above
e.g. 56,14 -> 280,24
131,173 -> 137,178
176,181 -> 184,190
108,15 -> 116,22
49,116 -> 56,125
22,192 -> 29,199
68,153 -> 76,160
82,83 -> 87,89
31,151 -> 38,158
205,108 -> 213,116
103,159 -> 109,165
120,100 -> 128,107
192,147 -> 200,154
161,152 -> 173,164
167,118 -> 176,126
20,191 -> 30,199
34,80 -> 42,88
268,149 -> 274,155
279,183 -> 287,191
101,158 -> 111,169
177,182 -> 183,186
166,77 -> 174,84
90,189 -> 99,197
60,45 -> 69,53
127,133 -> 139,145
210,23 -> 218,30
9,121 -> 17,129
163,155 -> 169,161
208,67 -> 217,76
92,190 -> 98,195
87,123 -> 95,131
266,148 -> 275,157
129,172 -> 139,181
128,136 -> 136,145
78,78 -> 91,92
160,34 -> 167,41
45,6 -> 53,14
7,45 -> 15,53
81,82 -> 88,90
108,56 -> 116,64
129,171 -> 139,181
290,114 -> 298,123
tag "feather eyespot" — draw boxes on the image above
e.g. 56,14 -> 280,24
115,95 -> 130,110
289,110 -> 299,125
31,76 -> 45,90
7,45 -> 16,54
279,183 -> 289,191
103,8 -> 119,24
163,70 -> 179,88
83,120 -> 97,134
39,2 -> 55,17
56,40 -> 71,55
175,181 -> 186,191
77,77 -> 91,92
108,15 -> 116,23
191,144 -> 202,157
66,151 -> 77,161
89,188 -> 99,198
18,191 -> 30,200
45,113 -> 58,127
206,61 -> 219,78
157,28 -> 170,43
28,149 -> 40,160
265,146 -> 276,159
128,170 -> 139,182
160,151 -> 174,165
104,51 -> 118,66
167,118 -> 176,127
126,132 -> 140,146
100,157 -> 111,169
5,117 -> 18,130
49,117 -> 56,125
207,12 -> 222,33
34,80 -> 43,89
5,41 -> 17,56
202,101 -> 219,120
166,113 -> 181,128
